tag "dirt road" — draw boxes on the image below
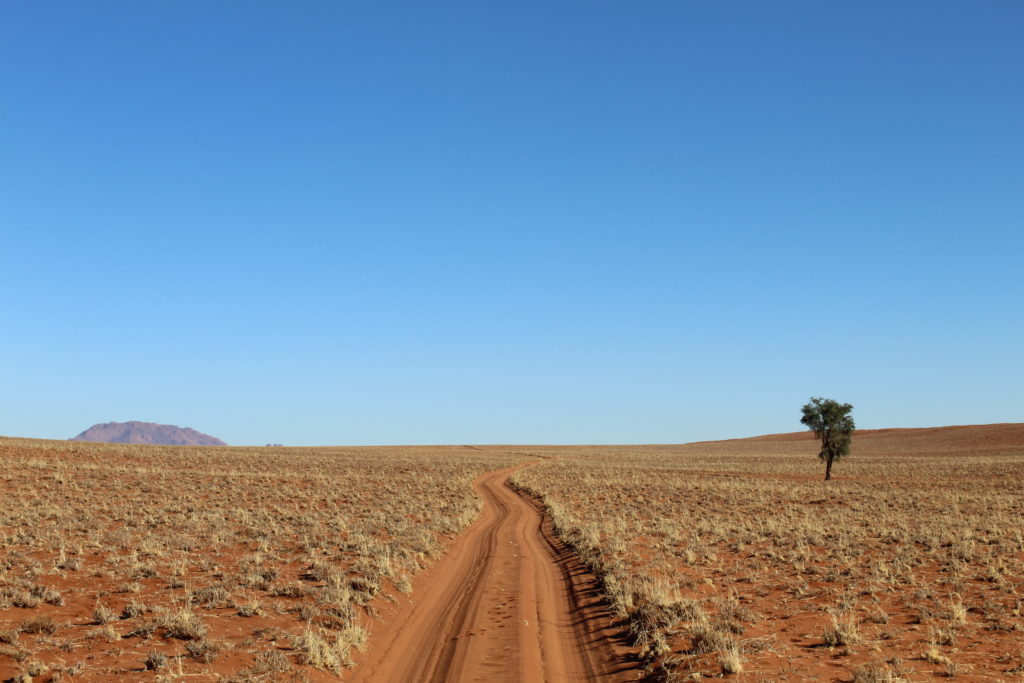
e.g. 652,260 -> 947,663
348,464 -> 637,682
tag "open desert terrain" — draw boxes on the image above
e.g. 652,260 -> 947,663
8,3 -> 1020,681
1,424 -> 1022,681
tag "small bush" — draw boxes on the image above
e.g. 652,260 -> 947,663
161,608 -> 207,640
184,637 -> 221,663
92,604 -> 116,625
121,599 -> 146,620
823,611 -> 860,646
718,640 -> 743,675
852,662 -> 896,682
144,650 -> 168,670
237,600 -> 262,617
20,616 -> 57,635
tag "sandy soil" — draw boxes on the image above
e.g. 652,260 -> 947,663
3,424 -> 1021,681
348,464 -> 641,682
0,440 -> 520,681
512,424 -> 1024,681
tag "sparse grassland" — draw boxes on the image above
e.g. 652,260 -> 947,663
0,437 -> 518,681
3,425 -> 1022,681
512,425 -> 1024,681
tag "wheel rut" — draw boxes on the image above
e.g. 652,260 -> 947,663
348,463 -> 639,682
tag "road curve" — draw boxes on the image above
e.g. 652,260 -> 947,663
348,464 -> 636,682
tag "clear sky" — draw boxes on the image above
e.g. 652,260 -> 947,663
2,2 -> 1021,446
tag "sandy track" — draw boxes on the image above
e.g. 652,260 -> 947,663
349,464 -> 637,682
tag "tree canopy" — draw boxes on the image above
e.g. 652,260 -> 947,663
800,397 -> 855,481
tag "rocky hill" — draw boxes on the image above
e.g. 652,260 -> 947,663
71,421 -> 227,446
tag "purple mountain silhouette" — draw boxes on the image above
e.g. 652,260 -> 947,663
71,421 -> 227,446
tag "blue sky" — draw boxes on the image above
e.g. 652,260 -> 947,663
2,2 -> 1021,445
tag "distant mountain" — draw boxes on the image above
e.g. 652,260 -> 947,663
71,421 -> 227,446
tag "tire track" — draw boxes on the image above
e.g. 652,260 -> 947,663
348,464 -> 638,682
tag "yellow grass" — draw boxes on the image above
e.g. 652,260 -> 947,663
0,437 -> 518,679
511,430 -> 1024,679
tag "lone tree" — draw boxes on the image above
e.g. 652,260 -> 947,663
800,397 -> 855,481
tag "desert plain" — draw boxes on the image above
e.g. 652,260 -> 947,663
1,424 -> 1022,681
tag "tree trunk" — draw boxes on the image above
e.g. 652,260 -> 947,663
824,456 -> 833,481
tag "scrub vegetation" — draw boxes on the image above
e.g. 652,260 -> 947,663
0,437 -> 517,681
2,424 -> 1022,681
512,425 -> 1024,680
